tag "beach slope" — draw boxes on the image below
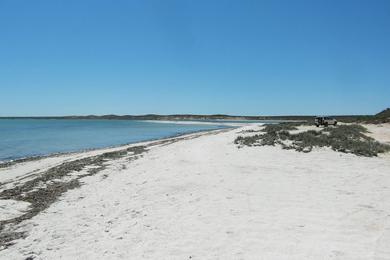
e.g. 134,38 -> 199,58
1,125 -> 390,259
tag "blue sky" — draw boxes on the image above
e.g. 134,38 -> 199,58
0,0 -> 389,116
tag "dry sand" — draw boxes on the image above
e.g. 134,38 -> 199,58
364,123 -> 390,145
1,124 -> 390,259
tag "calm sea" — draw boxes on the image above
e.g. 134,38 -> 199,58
0,119 -> 232,162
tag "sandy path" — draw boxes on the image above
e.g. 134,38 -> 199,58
365,123 -> 390,145
1,125 -> 390,259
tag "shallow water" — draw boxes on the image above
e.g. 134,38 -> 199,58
0,119 -> 232,162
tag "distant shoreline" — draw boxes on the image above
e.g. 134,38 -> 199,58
0,114 -> 373,122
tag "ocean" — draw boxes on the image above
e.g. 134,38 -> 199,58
0,119 -> 233,162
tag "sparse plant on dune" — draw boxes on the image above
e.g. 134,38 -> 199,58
235,123 -> 390,157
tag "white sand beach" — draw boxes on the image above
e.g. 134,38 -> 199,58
1,124 -> 390,259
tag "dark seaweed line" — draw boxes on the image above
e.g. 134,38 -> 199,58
0,145 -> 147,250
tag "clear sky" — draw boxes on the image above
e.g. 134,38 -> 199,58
0,0 -> 389,116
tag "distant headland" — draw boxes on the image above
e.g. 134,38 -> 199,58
1,108 -> 389,123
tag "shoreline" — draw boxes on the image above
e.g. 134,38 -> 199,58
0,127 -> 235,185
0,125 -> 238,169
0,127 -> 235,250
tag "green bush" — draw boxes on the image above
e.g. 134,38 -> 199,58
234,123 -> 390,157
261,123 -> 298,133
234,134 -> 263,146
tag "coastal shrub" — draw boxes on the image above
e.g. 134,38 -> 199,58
235,123 -> 390,157
234,134 -> 262,146
235,123 -> 297,146
261,123 -> 298,133
324,124 -> 369,140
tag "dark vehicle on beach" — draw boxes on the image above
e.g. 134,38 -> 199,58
315,116 -> 337,127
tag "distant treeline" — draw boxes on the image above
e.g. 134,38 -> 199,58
1,108 -> 388,123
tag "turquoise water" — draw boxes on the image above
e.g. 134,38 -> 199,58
0,119 -> 231,162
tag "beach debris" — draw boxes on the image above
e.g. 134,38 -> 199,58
0,146 -> 147,250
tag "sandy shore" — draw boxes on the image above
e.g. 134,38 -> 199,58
1,124 -> 390,259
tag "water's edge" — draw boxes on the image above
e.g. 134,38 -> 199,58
0,127 -> 235,169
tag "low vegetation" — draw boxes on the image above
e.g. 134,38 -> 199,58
371,108 -> 390,123
235,123 -> 390,157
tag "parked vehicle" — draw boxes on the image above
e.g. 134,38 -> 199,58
315,116 -> 337,127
